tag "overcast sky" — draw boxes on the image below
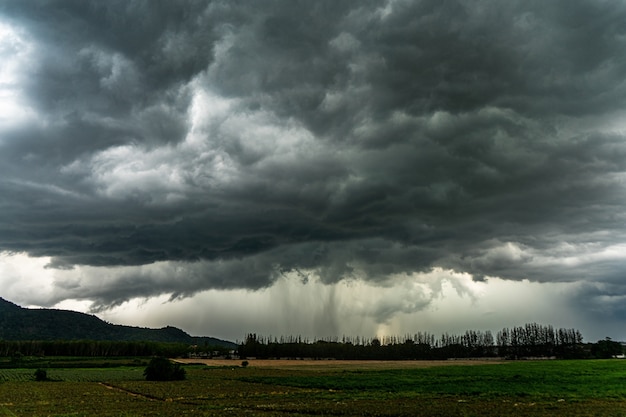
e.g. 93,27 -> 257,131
1,0 -> 626,343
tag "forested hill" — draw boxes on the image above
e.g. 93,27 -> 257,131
0,297 -> 235,348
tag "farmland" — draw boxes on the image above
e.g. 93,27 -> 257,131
1,358 -> 626,416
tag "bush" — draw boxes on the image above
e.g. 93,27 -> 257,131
11,352 -> 23,364
241,360 -> 249,367
143,357 -> 186,381
34,368 -> 48,381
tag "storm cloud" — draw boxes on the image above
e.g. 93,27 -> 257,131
1,0 -> 626,328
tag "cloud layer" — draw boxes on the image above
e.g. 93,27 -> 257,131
1,1 -> 626,324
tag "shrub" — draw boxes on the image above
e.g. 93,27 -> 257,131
143,357 -> 186,381
34,369 -> 48,381
11,352 -> 23,364
241,360 -> 249,367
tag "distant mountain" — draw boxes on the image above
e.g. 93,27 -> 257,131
0,297 -> 236,348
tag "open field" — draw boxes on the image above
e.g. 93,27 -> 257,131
0,358 -> 625,416
175,358 -> 506,369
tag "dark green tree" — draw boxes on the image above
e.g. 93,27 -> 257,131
143,357 -> 186,381
591,338 -> 623,359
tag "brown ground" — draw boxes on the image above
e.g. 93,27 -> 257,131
173,358 -> 504,370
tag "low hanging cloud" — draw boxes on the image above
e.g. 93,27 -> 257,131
1,0 -> 626,315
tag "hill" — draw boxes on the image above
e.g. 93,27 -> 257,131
0,297 -> 235,348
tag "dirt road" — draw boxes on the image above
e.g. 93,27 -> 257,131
173,358 -> 504,370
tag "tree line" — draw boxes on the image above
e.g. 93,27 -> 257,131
1,323 -> 621,361
238,323 -> 621,360
0,339 -> 191,359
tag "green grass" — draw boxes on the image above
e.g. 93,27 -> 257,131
0,356 -> 148,369
241,360 -> 626,400
0,367 -> 145,382
0,360 -> 626,416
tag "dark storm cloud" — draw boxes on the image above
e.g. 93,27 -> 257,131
2,0 -> 626,313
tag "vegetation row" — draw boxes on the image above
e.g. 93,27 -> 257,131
239,323 -> 624,360
0,340 -> 229,365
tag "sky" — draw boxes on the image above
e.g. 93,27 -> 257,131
1,0 -> 626,343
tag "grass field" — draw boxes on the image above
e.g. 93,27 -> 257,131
0,358 -> 625,416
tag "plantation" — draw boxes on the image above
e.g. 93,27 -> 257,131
0,358 -> 625,416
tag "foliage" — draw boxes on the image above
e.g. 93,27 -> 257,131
591,338 -> 624,359
239,323 -> 588,360
34,368 -> 48,381
0,360 -> 626,416
1,366 -> 144,383
241,360 -> 626,400
143,357 -> 186,381
10,351 -> 23,364
0,355 -> 149,371
0,340 -> 189,359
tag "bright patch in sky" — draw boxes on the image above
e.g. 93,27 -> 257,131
0,252 -> 55,305
0,21 -> 36,130
87,271 -> 600,342
0,251 -> 614,342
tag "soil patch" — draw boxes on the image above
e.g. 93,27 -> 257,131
173,358 -> 504,370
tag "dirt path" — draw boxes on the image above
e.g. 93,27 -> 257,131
99,382 -> 160,402
173,358 -> 504,370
